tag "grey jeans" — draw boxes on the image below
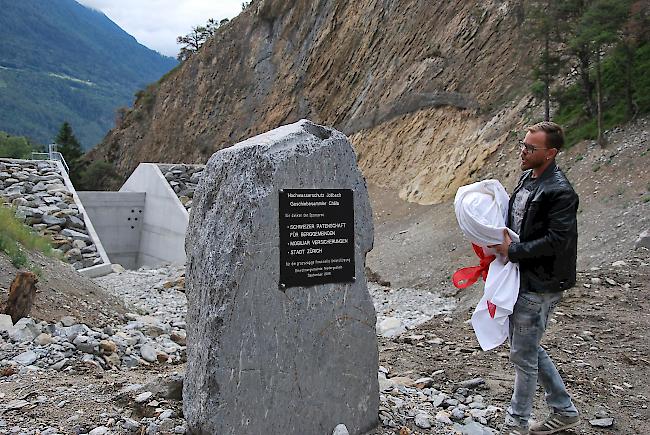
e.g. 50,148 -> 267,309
505,291 -> 578,427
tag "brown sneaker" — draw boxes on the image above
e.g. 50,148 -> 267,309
529,413 -> 580,434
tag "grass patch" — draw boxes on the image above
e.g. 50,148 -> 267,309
0,205 -> 56,269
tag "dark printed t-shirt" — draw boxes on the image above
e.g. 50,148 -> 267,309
510,175 -> 538,235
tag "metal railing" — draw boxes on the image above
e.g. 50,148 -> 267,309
31,143 -> 70,173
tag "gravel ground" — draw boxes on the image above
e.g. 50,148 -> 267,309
1,263 -> 467,435
93,266 -> 187,326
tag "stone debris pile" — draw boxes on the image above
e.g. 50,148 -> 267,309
378,371 -> 499,434
0,265 -> 189,435
0,159 -> 103,270
0,266 -> 188,376
0,311 -> 186,373
156,164 -> 205,213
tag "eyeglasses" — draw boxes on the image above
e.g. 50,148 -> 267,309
519,141 -> 549,153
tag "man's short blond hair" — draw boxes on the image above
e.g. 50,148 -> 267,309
528,121 -> 565,150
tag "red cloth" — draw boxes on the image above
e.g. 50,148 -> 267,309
452,244 -> 496,289
487,300 -> 497,318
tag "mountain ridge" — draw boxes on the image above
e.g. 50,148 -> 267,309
0,0 -> 177,149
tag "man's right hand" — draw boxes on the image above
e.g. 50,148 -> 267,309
489,229 -> 512,261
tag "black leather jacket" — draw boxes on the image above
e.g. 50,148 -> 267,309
507,162 -> 579,293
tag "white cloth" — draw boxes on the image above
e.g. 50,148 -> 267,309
454,180 -> 520,351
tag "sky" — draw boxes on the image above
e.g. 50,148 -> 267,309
76,0 -> 244,58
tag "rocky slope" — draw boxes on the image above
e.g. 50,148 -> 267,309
91,0 -> 536,203
0,159 -> 104,270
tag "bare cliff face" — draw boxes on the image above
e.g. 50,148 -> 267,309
91,0 -> 536,203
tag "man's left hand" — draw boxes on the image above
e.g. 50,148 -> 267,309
490,229 -> 512,260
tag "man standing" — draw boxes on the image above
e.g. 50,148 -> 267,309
492,122 -> 580,435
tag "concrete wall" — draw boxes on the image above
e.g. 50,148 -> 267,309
120,163 -> 189,267
77,192 -> 145,270
56,161 -> 113,278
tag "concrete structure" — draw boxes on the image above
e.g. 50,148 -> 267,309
120,163 -> 188,267
3,156 -> 190,275
78,163 -> 189,270
77,192 -> 145,270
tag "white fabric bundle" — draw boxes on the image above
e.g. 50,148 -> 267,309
454,180 -> 520,351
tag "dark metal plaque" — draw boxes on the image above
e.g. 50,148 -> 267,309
279,189 -> 355,288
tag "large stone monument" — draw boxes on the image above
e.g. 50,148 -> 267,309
183,120 -> 379,434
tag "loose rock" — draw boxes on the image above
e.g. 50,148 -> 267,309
589,417 -> 614,427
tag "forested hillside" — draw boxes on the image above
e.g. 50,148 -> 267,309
0,0 -> 177,149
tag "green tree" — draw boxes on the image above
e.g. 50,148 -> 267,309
618,0 -> 649,118
77,160 -> 119,191
574,0 -> 631,145
0,132 -> 40,159
55,122 -> 83,161
54,122 -> 84,185
176,18 -> 220,62
526,0 -> 563,120
557,0 -> 597,117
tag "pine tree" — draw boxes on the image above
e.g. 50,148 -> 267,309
176,18 -> 220,61
558,0 -> 597,118
526,0 -> 562,120
54,122 -> 84,185
574,0 -> 631,145
55,122 -> 83,162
